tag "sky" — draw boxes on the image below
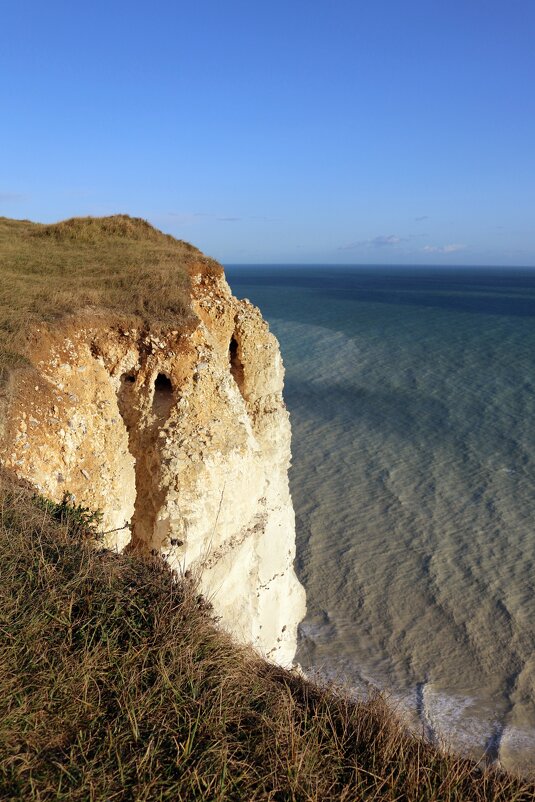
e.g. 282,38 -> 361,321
1,0 -> 534,265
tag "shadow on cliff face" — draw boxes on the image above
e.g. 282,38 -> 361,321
116,370 -> 174,554
229,334 -> 245,398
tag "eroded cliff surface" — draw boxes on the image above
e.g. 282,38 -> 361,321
1,252 -> 306,665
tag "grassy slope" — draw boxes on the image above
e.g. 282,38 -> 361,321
1,486 -> 534,801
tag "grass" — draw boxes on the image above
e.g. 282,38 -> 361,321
0,214 -> 221,387
1,479 -> 534,801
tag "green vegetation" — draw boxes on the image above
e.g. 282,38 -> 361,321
33,491 -> 104,540
0,215 -> 219,385
1,480 -> 533,801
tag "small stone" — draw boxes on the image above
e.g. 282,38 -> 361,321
80,468 -> 90,480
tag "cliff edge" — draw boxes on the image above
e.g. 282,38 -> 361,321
0,215 -> 306,665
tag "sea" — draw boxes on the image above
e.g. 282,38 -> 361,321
226,265 -> 535,774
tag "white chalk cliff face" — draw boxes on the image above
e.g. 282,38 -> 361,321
1,268 -> 306,665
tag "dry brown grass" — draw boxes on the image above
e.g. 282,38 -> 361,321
1,479 -> 533,801
0,214 -> 220,385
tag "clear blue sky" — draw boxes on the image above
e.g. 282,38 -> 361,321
1,0 -> 534,265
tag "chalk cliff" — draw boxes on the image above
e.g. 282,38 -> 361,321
1,238 -> 306,665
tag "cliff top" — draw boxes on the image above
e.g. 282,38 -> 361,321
0,214 -> 221,383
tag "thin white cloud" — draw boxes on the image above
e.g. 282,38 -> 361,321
0,192 -> 25,203
422,243 -> 466,254
168,212 -> 199,225
372,234 -> 405,246
168,211 -> 241,224
339,234 -> 406,250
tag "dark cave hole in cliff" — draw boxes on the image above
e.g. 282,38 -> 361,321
229,336 -> 245,397
153,372 -> 174,420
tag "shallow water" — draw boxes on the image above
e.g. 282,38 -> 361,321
226,266 -> 535,773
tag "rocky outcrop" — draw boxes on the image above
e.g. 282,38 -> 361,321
1,267 -> 306,665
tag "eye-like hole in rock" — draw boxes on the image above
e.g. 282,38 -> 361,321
152,372 -> 174,420
229,335 -> 245,397
155,373 -> 172,392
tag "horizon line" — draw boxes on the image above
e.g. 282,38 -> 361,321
223,262 -> 535,270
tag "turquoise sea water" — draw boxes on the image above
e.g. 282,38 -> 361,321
226,265 -> 535,773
